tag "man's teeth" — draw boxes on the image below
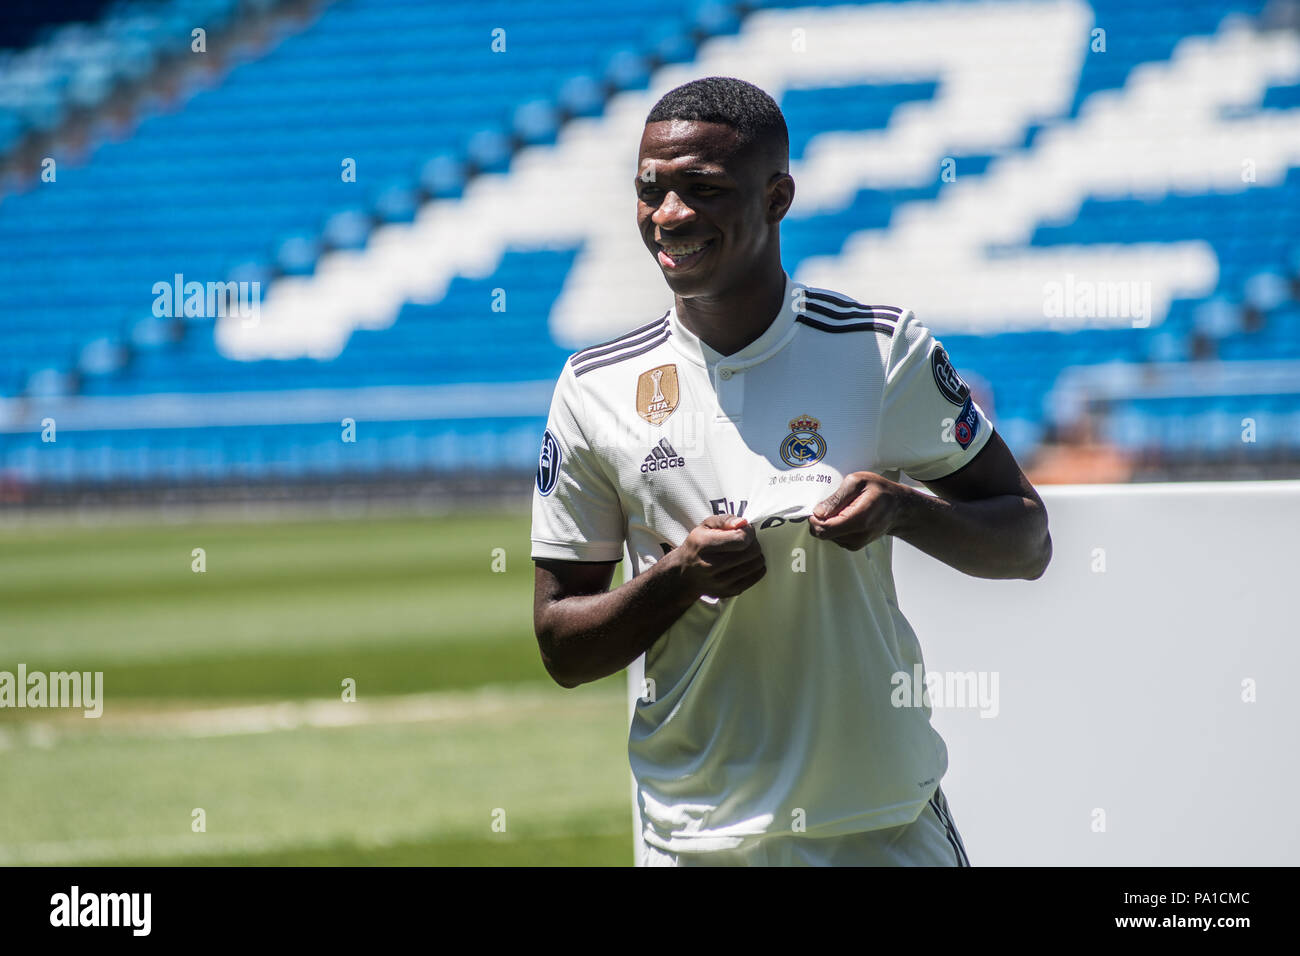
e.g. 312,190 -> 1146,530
661,241 -> 708,256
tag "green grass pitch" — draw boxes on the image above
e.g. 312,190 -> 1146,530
0,508 -> 634,866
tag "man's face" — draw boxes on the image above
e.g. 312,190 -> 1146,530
636,119 -> 792,298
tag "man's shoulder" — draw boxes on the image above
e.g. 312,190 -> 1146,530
565,310 -> 672,380
794,284 -> 911,340
792,285 -> 918,380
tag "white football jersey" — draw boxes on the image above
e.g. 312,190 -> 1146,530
531,271 -> 992,853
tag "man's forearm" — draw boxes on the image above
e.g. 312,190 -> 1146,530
890,485 -> 1052,580
538,554 -> 701,688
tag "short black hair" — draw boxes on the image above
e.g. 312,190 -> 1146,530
645,76 -> 789,167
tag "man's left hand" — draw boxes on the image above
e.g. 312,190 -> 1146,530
808,471 -> 913,551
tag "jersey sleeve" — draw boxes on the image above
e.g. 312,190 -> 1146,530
530,359 -> 626,562
875,308 -> 993,482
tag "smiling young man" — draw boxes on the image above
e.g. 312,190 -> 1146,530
530,77 -> 1052,866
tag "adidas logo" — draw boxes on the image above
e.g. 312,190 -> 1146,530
640,437 -> 686,473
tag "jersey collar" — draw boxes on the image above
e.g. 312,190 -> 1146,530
667,271 -> 800,370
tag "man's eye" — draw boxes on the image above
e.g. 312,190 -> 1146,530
695,186 -> 721,195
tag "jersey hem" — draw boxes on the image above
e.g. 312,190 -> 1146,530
640,795 -> 933,854
531,538 -> 623,562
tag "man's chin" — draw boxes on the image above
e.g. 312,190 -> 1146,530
659,269 -> 718,297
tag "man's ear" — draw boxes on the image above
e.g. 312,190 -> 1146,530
767,172 -> 795,223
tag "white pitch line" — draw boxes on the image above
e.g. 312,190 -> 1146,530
0,684 -> 614,748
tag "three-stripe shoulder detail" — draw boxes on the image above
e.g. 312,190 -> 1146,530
796,290 -> 902,336
571,312 -> 671,377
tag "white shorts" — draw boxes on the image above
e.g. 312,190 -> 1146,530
640,786 -> 971,867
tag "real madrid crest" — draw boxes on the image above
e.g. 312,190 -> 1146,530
636,363 -> 680,426
780,415 -> 827,468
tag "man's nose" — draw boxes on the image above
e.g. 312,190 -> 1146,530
653,190 -> 694,227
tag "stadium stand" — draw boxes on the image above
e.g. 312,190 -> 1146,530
1,0 -> 1298,497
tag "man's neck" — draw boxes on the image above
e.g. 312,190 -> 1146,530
676,267 -> 787,358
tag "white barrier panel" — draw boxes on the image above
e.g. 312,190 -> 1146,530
628,480 -> 1300,865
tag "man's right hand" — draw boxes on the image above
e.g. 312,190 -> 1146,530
534,515 -> 766,688
665,514 -> 767,600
